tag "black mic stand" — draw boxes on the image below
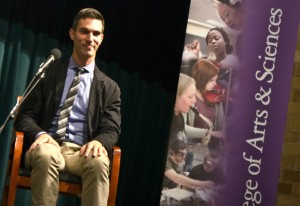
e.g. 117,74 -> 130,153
0,70 -> 46,135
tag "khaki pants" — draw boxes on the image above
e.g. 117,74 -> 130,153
25,142 -> 110,206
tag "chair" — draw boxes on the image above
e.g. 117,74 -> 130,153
3,96 -> 121,206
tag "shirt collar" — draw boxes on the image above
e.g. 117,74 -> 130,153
68,56 -> 95,74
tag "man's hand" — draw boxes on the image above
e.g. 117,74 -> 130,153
30,133 -> 59,151
80,140 -> 107,158
197,180 -> 216,190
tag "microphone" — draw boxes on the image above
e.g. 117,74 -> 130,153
36,48 -> 62,76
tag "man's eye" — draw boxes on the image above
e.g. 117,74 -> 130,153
93,32 -> 101,36
80,30 -> 89,34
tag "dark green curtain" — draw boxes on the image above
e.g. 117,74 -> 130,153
0,0 -> 190,205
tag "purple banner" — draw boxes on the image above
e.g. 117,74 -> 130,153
223,0 -> 299,205
160,0 -> 299,205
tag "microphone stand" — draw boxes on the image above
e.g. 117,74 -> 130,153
0,71 -> 46,135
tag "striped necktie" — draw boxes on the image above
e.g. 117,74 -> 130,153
56,67 -> 84,139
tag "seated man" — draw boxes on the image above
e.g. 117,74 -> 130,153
14,8 -> 121,206
162,139 -> 216,190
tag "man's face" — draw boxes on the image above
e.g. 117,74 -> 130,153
203,155 -> 219,173
69,18 -> 104,62
172,149 -> 187,165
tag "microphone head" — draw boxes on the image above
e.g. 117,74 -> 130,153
50,48 -> 62,60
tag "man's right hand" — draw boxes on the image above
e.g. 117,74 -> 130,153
30,133 -> 60,151
197,180 -> 216,190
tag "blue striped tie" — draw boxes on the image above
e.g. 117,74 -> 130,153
56,67 -> 84,139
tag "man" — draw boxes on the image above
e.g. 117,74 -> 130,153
163,139 -> 216,190
14,8 -> 121,206
188,151 -> 225,205
188,151 -> 225,186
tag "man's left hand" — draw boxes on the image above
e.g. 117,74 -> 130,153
80,140 -> 107,158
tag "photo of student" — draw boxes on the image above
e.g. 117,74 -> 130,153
162,139 -> 216,190
188,151 -> 225,187
185,59 -> 226,148
168,73 -> 197,145
188,150 -> 226,206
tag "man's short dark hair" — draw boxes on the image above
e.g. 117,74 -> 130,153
72,8 -> 105,33
170,139 -> 186,154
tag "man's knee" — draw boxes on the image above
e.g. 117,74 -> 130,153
84,156 -> 110,177
27,143 -> 64,169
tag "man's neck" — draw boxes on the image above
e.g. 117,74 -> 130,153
72,53 -> 95,67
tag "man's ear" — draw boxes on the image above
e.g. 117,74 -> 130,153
69,28 -> 75,40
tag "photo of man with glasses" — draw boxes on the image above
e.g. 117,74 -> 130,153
188,151 -> 225,185
188,151 -> 226,205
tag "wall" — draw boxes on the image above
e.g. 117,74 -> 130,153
276,28 -> 300,206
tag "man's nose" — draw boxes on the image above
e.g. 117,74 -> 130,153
86,33 -> 94,41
